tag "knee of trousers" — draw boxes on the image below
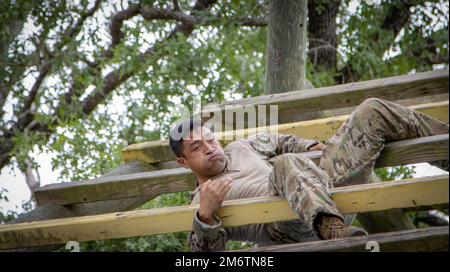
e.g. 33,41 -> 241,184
269,153 -> 300,194
357,97 -> 386,116
269,153 -> 323,194
271,153 -> 305,177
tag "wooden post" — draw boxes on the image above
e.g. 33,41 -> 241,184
264,0 -> 415,235
265,0 -> 309,93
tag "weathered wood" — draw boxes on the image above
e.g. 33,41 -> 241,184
204,69 -> 448,126
357,173 -> 416,234
265,0 -> 308,92
3,204 -> 76,252
35,135 -> 449,207
2,175 -> 448,250
135,132 -> 450,171
237,226 -> 448,252
67,160 -> 166,216
279,92 -> 449,125
3,161 -> 159,252
375,134 -> 449,168
35,167 -> 196,207
123,100 -> 448,164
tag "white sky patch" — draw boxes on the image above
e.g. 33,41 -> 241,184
0,147 -> 63,214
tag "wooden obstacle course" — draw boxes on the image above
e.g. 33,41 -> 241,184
0,69 -> 448,252
122,100 -> 449,165
238,226 -> 449,252
0,174 -> 448,250
33,134 -> 449,207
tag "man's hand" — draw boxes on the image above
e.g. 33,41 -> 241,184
308,141 -> 326,151
198,177 -> 233,225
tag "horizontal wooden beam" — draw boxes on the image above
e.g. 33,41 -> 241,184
122,100 -> 449,164
34,167 -> 197,206
237,226 -> 449,252
275,93 -> 449,125
203,69 -> 448,124
3,175 -> 448,250
34,134 -> 449,206
375,134 -> 449,168
277,134 -> 450,168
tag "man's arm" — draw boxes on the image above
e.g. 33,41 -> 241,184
188,211 -> 228,252
188,177 -> 232,252
246,131 -> 323,157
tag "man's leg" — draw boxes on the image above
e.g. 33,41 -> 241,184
320,98 -> 449,187
266,153 -> 365,242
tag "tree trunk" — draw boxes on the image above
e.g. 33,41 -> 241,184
265,0 -> 308,93
308,0 -> 340,72
264,2 -> 415,234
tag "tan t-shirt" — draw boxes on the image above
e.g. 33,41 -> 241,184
189,132 -> 318,251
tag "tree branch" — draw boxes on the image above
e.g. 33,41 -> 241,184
66,0 -> 102,38
23,158 -> 40,193
105,4 -> 141,58
0,3 -> 32,114
0,0 -> 266,173
337,0 -> 417,83
236,17 -> 267,27
81,1 -> 218,115
15,63 -> 51,130
0,0 -> 220,171
14,0 -> 103,131
386,27 -> 449,67
0,1 -> 103,170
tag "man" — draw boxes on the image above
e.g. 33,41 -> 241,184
169,98 -> 449,252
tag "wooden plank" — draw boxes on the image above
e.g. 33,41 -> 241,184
34,167 -> 197,207
203,69 -> 448,125
34,134 -> 449,206
375,134 -> 449,168
278,93 -> 449,125
237,226 -> 449,252
2,175 -> 448,250
123,100 -> 449,164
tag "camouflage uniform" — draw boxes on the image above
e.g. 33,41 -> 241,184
188,98 -> 449,251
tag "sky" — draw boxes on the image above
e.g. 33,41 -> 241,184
0,0 -> 449,216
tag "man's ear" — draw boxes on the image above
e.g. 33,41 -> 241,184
176,157 -> 190,169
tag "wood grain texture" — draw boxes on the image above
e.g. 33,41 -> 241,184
2,175 -> 447,250
34,134 -> 449,206
266,0 -> 308,93
123,100 -> 448,164
237,226 -> 449,252
205,69 -> 448,124
34,167 -> 196,206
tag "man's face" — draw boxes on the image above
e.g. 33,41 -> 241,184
176,126 -> 226,178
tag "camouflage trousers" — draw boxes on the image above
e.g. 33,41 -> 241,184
266,98 -> 449,244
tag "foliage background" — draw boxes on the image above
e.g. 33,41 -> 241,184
0,0 -> 448,251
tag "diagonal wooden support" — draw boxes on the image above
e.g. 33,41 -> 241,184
1,175 -> 448,250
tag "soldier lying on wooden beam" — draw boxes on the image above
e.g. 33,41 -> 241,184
168,98 -> 449,252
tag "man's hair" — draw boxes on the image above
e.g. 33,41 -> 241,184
169,118 -> 207,158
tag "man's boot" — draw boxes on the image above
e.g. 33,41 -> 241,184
315,213 -> 368,240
